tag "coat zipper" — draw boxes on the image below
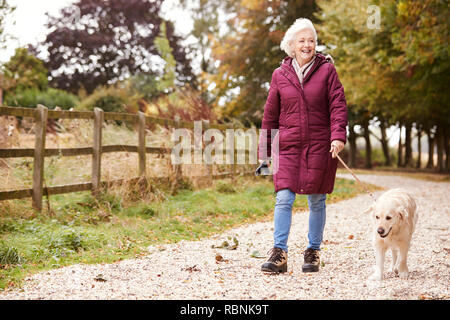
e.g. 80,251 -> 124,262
280,57 -> 326,193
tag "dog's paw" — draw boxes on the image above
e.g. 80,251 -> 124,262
399,271 -> 409,279
390,267 -> 399,275
368,271 -> 383,281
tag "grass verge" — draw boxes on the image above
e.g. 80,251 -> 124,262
0,175 -> 380,290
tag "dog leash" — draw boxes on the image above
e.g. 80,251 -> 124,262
335,154 -> 376,202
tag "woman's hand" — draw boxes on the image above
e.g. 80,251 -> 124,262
258,158 -> 272,164
330,140 -> 344,158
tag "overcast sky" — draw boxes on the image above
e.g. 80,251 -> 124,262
0,0 -> 194,63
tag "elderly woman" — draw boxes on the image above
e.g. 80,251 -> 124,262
257,18 -> 348,273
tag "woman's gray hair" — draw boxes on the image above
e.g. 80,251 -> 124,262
280,18 -> 318,58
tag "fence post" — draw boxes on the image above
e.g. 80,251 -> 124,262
170,116 -> 183,193
138,111 -> 146,177
203,120 -> 213,186
32,104 -> 48,211
226,124 -> 236,181
92,108 -> 103,195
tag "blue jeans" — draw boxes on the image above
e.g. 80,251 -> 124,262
273,189 -> 326,252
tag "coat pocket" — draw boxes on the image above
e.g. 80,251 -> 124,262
279,127 -> 301,154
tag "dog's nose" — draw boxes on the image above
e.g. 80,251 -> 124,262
377,227 -> 385,235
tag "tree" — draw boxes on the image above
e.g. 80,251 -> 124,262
154,22 -> 177,94
317,0 -> 449,170
37,0 -> 195,94
181,0 -> 221,76
317,0 -> 391,168
3,47 -> 49,94
2,48 -> 79,110
0,0 -> 15,49
126,21 -> 191,109
0,0 -> 16,105
390,0 -> 450,171
179,0 -> 223,104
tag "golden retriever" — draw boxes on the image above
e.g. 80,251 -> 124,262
367,188 -> 418,281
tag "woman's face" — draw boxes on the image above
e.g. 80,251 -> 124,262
292,29 -> 316,63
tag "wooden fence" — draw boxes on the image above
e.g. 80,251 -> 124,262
0,105 -> 255,211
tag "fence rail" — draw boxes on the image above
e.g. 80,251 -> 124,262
0,146 -> 171,158
0,105 -> 255,210
0,105 -> 231,130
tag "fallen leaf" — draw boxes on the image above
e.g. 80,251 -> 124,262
323,240 -> 340,245
211,237 -> 239,250
250,250 -> 266,259
182,265 -> 201,272
94,274 -> 107,282
212,241 -> 229,249
418,293 -> 433,300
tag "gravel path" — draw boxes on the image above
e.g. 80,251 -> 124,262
1,174 -> 449,300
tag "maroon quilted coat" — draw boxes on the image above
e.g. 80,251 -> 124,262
257,53 -> 348,194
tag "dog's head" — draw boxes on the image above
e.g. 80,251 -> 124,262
365,203 -> 408,238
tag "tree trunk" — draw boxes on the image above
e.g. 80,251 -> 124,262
426,127 -> 434,169
436,123 -> 445,172
379,120 -> 391,166
348,123 -> 357,168
416,124 -> 422,169
397,123 -> 403,167
404,122 -> 413,167
362,121 -> 372,169
444,125 -> 450,172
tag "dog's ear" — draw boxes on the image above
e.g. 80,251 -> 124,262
398,207 -> 408,220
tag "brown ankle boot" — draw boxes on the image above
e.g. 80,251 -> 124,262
261,247 -> 288,273
302,248 -> 320,272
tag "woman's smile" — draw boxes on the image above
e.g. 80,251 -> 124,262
293,29 -> 316,66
